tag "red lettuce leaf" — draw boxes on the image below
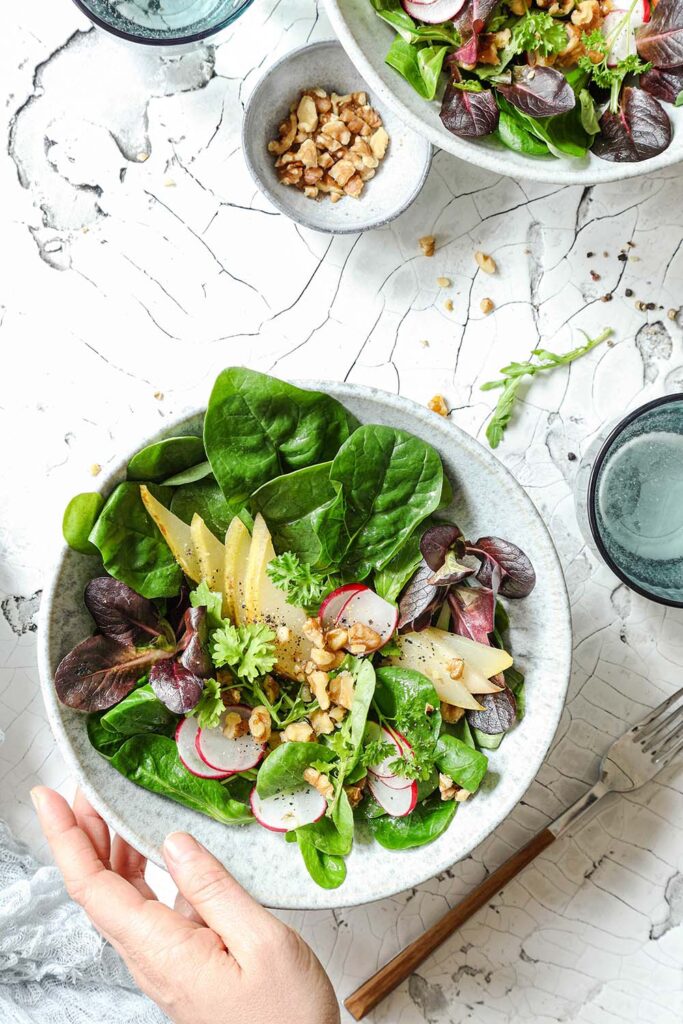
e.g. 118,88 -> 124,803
640,64 -> 683,103
84,577 -> 172,647
150,659 -> 205,714
55,635 -> 171,712
636,0 -> 683,67
467,686 -> 517,734
448,585 -> 495,643
593,87 -> 672,162
440,80 -> 499,138
420,524 -> 465,571
398,561 -> 445,632
448,35 -> 480,66
177,606 -> 213,678
469,536 -> 536,598
497,66 -> 575,118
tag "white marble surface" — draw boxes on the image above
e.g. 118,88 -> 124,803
2,1 -> 683,1021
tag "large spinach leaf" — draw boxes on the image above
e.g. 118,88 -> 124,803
101,684 -> 177,737
89,482 -> 183,598
435,734 -> 488,792
110,734 -> 252,824
318,426 -> 443,577
256,741 -> 336,799
204,368 -> 356,506
296,830 -> 347,888
374,525 -> 424,603
170,477 -> 232,541
250,463 -> 341,565
368,795 -> 457,849
87,713 -> 127,758
127,436 -> 205,483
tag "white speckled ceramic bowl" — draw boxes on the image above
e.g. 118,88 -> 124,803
324,0 -> 683,186
241,41 -> 432,234
38,382 -> 571,910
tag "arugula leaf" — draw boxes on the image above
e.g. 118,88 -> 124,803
212,622 -> 277,682
480,328 -> 613,448
186,677 -> 224,730
266,552 -> 333,612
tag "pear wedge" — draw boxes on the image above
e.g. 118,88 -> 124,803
224,516 -> 251,624
190,514 -> 225,593
140,485 -> 200,582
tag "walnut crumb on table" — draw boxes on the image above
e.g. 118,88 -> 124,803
444,298 -> 454,312
480,297 -> 494,315
419,235 -> 436,257
428,395 -> 449,416
437,276 -> 451,287
474,251 -> 496,274
268,88 -> 389,202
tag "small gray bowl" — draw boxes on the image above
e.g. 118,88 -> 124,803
242,40 -> 432,234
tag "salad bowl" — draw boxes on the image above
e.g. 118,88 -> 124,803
39,380 -> 571,910
324,0 -> 683,185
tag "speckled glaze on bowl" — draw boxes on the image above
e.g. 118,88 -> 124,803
38,382 -> 571,910
324,0 -> 683,186
241,41 -> 432,234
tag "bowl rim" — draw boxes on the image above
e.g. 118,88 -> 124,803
240,39 -> 433,235
69,0 -> 255,46
38,379 -> 572,909
323,0 -> 683,186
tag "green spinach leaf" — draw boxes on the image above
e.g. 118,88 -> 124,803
110,734 -> 252,824
127,436 -> 205,483
87,713 -> 127,758
256,742 -> 336,799
435,734 -> 488,792
204,368 -> 356,506
63,493 -> 105,555
100,684 -> 177,738
162,461 -> 212,487
368,795 -> 457,849
89,483 -> 182,598
170,477 -> 232,540
296,829 -> 347,888
385,38 -> 449,100
250,463 -> 340,566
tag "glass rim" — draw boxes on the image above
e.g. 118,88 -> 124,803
587,392 -> 683,609
70,0 -> 254,46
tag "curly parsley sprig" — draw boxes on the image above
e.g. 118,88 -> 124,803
266,552 -> 336,613
211,622 -> 277,682
579,19 -> 651,113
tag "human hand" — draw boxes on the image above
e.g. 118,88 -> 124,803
32,787 -> 340,1024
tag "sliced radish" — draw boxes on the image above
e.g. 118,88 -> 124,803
196,705 -> 265,774
335,589 -> 398,649
319,584 -> 367,630
642,0 -> 651,21
175,718 -> 231,779
603,7 -> 645,66
402,0 -> 468,24
249,786 -> 326,832
386,724 -> 414,756
368,726 -> 411,785
368,773 -> 418,817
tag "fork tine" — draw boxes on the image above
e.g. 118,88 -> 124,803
654,734 -> 683,768
636,686 -> 683,738
642,703 -> 683,752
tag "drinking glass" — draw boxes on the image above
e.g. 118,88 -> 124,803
575,394 -> 683,607
71,0 -> 254,46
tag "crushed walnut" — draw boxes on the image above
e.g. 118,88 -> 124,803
248,706 -> 271,743
428,394 -> 449,417
303,767 -> 334,800
475,251 -> 496,274
419,235 -> 436,257
222,712 -> 248,740
440,701 -> 465,724
269,88 -> 389,202
480,297 -> 495,315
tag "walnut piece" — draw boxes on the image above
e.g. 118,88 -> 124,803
419,235 -> 436,257
222,712 -> 248,740
282,721 -> 315,743
439,773 -> 459,801
310,709 -> 335,736
440,701 -> 465,724
428,395 -> 449,417
346,622 -> 383,655
475,251 -> 496,274
309,669 -> 330,711
248,706 -> 271,743
480,297 -> 495,315
303,767 -> 334,800
328,670 -> 355,710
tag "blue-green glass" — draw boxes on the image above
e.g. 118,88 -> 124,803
74,0 -> 251,42
592,400 -> 683,604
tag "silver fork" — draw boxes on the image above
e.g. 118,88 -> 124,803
345,686 -> 683,1021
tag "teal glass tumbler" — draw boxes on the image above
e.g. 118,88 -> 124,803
575,395 -> 683,606
71,0 -> 254,45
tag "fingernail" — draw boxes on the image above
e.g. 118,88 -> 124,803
30,788 -> 43,813
164,831 -> 198,863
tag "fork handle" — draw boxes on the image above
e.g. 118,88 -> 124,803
344,827 -> 555,1021
344,780 -> 610,1021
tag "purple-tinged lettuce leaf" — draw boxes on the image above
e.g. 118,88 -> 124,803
150,659 -> 205,714
593,87 -> 672,162
469,536 -> 536,598
448,35 -> 480,67
467,686 -> 517,734
177,606 -> 213,678
640,64 -> 683,103
471,0 -> 498,31
497,66 -> 575,118
448,585 -> 495,644
166,581 -> 191,638
420,524 -> 465,571
440,79 -> 499,138
636,0 -> 683,67
397,561 -> 445,632
55,635 -> 171,712
84,577 -> 173,648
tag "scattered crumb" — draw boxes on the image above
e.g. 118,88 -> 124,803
627,240 -> 636,248
428,395 -> 449,417
154,391 -> 164,400
420,339 -> 430,348
590,270 -> 601,281
90,463 -> 102,477
567,452 -> 577,462
480,297 -> 494,315
164,179 -> 176,187
618,253 -> 628,262
137,152 -> 150,162
444,298 -> 454,312
437,276 -> 452,288
474,251 -> 496,274
636,300 -> 647,311
419,235 -> 436,257
586,251 -> 595,257
625,288 -> 634,297
668,308 -> 680,322
601,293 -> 613,302
630,255 -> 640,262
81,226 -> 89,234
603,251 -> 609,257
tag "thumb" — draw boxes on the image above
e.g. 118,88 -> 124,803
163,832 -> 280,965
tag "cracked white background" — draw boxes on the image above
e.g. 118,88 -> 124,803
2,0 -> 683,1020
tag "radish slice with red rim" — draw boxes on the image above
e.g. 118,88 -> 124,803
319,584 -> 366,630
176,718 -> 230,779
367,725 -> 412,788
335,589 -> 398,649
249,786 -> 327,832
402,0 -> 468,23
196,705 -> 265,774
368,773 -> 418,817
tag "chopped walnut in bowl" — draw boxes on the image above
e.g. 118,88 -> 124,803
269,88 -> 390,203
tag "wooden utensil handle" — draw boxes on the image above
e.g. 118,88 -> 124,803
344,826 -> 556,1021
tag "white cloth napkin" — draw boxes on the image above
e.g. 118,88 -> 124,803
0,819 -> 168,1024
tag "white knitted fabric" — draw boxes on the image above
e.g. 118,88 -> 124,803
0,819 -> 168,1024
